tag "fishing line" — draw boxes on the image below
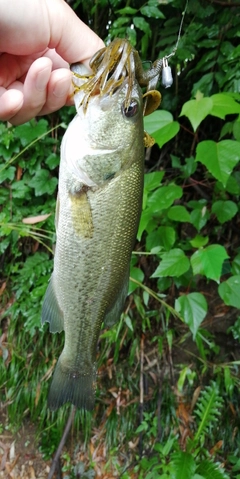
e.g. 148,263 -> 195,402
161,0 -> 189,88
166,0 -> 189,60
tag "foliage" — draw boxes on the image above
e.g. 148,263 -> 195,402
1,0 -> 240,477
133,382 -> 228,478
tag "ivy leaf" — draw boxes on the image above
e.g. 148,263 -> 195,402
14,119 -> 48,147
211,93 -> 240,119
212,200 -> 238,223
152,248 -> 190,277
190,235 -> 209,248
11,180 -> 31,199
232,254 -> 240,275
190,204 -> 209,231
45,153 -> 59,170
218,275 -> 240,308
191,245 -> 229,282
196,140 -> 240,187
0,166 -> 16,183
144,171 -> 165,193
28,169 -> 58,196
168,206 -> 191,222
144,111 -> 180,147
175,293 -> 208,339
146,226 -> 176,252
179,96 -> 213,132
148,184 -> 182,213
153,122 -> 180,147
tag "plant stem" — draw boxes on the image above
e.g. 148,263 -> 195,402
47,406 -> 76,479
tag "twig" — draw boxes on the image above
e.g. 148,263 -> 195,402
207,0 -> 240,6
47,406 -> 76,479
139,335 -> 144,457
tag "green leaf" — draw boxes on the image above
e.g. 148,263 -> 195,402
45,153 -> 59,170
144,110 -> 173,133
196,140 -> 240,187
171,451 -> 196,479
232,254 -> 240,275
137,209 -> 152,240
133,16 -> 151,35
140,5 -> 165,19
152,249 -> 190,278
14,119 -> 48,147
212,200 -> 238,223
129,267 -> 144,294
144,171 -> 165,193
167,206 -> 191,222
190,235 -> 209,248
191,245 -> 229,282
144,111 -> 180,147
175,293 -> 208,339
218,275 -> 240,308
196,460 -> 229,479
112,17 -> 130,28
28,169 -> 58,196
153,122 -> 180,147
11,180 -> 31,199
116,7 -> 138,14
190,204 -> 209,231
146,226 -> 176,252
180,97 -> 213,132
148,184 -> 182,213
0,166 -> 16,183
233,118 -> 240,141
211,93 -> 240,119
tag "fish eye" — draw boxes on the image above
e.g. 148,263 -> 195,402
122,99 -> 139,118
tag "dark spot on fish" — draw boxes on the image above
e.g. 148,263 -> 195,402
104,172 -> 116,181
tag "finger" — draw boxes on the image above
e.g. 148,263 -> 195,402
37,68 -> 73,116
0,87 -> 24,121
46,0 -> 105,66
8,57 -> 53,125
0,0 -> 105,67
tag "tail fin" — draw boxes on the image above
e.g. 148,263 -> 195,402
48,357 -> 96,411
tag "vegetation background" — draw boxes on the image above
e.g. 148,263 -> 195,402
1,0 -> 240,477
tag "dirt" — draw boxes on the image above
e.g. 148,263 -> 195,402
0,416 -> 50,478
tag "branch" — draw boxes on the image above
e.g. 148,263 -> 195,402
207,0 -> 240,6
47,406 -> 76,479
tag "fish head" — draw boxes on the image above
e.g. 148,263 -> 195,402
61,74 -> 145,189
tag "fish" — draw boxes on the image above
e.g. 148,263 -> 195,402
42,64 -> 146,412
42,38 -> 164,411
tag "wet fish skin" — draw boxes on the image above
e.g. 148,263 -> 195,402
42,76 -> 144,410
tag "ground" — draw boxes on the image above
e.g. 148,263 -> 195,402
0,282 -> 239,479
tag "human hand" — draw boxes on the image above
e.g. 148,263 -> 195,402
0,0 -> 105,124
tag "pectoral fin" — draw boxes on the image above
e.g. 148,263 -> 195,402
41,276 -> 64,333
104,271 -> 129,327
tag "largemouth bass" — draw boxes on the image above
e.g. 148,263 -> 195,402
42,71 -> 145,412
42,38 -> 165,410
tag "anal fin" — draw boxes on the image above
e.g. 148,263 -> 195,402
41,276 -> 64,333
104,271 -> 129,327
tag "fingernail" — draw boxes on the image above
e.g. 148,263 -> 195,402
35,66 -> 51,92
53,77 -> 71,98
